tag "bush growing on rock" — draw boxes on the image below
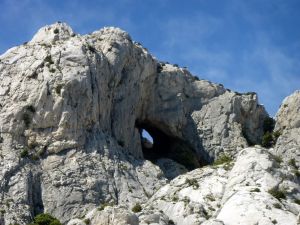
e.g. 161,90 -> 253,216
261,117 -> 281,148
44,55 -> 54,65
250,188 -> 261,192
213,153 -> 232,166
29,213 -> 62,225
132,203 -> 142,213
261,130 -> 281,148
185,178 -> 199,189
272,154 -> 283,164
20,149 -> 29,158
22,105 -> 36,128
288,158 -> 297,168
53,28 -> 59,34
168,220 -> 175,225
83,218 -> 90,225
273,203 -> 282,209
268,187 -> 286,200
293,169 -> 300,178
262,132 -> 273,148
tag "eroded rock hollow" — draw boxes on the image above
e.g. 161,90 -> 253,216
0,23 -> 299,225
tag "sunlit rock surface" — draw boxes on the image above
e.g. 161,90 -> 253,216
0,22 -> 298,225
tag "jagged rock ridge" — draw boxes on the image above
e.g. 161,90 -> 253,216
0,22 -> 299,225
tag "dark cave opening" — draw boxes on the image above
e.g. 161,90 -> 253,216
136,121 -> 201,171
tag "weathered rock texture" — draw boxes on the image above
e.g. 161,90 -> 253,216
0,22 -> 298,225
273,91 -> 300,166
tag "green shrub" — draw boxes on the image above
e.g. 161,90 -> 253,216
213,153 -> 232,166
261,117 -> 281,148
44,56 -> 54,65
132,203 -> 142,213
272,219 -> 278,224
53,28 -> 59,34
87,45 -> 96,53
185,178 -> 199,189
294,199 -> 300,205
172,196 -> 179,202
49,68 -> 56,73
31,154 -> 39,161
22,113 -> 32,128
20,149 -> 29,158
288,159 -> 297,168
273,203 -> 281,209
250,188 -> 260,192
25,105 -> 36,113
205,194 -> 216,201
273,130 -> 281,142
262,132 -> 273,148
30,213 -> 62,225
83,219 -> 90,225
168,220 -> 175,225
272,155 -> 283,164
55,84 -> 64,95
22,105 -> 36,128
268,187 -> 286,200
293,169 -> 300,178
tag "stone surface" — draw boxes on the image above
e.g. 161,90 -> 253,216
218,147 -> 299,225
68,206 -> 139,225
0,22 -> 298,225
275,90 -> 300,131
273,91 -> 300,166
141,147 -> 299,225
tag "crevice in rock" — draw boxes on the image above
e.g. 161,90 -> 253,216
28,171 -> 44,217
136,120 -> 202,171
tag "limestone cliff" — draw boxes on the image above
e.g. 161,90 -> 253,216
0,23 -> 298,225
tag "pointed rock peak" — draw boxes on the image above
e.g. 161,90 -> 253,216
275,90 -> 300,130
30,22 -> 75,44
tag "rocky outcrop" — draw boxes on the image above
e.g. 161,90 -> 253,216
0,22 -> 295,225
69,147 -> 300,225
273,91 -> 300,166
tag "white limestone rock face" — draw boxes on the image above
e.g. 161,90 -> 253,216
30,22 -> 75,45
275,90 -> 300,131
274,91 -> 300,166
192,91 -> 267,159
67,206 -> 139,225
217,147 -> 299,225
0,22 -> 276,225
144,167 -> 229,225
140,147 -> 299,225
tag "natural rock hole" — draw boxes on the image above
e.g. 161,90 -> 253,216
136,121 -> 201,172
141,129 -> 153,145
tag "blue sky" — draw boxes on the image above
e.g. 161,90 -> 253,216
1,0 -> 300,116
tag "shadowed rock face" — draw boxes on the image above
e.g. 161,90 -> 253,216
0,22 -> 270,224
